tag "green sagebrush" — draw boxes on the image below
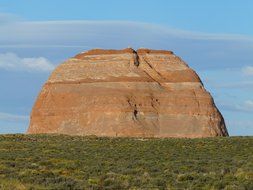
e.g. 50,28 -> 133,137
0,134 -> 252,190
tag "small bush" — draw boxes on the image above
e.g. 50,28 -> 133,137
0,134 -> 252,189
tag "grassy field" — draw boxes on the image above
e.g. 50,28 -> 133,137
0,135 -> 252,190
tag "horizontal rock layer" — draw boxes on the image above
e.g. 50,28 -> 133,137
27,48 -> 228,137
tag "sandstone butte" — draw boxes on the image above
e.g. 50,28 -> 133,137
27,48 -> 229,138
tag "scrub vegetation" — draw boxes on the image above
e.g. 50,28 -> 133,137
0,134 -> 252,189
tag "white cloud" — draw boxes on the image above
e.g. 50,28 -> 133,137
244,100 -> 253,109
0,20 -> 252,70
0,52 -> 55,72
0,112 -> 28,122
211,81 -> 253,89
219,100 -> 253,113
1,20 -> 252,43
226,119 -> 253,136
0,12 -> 21,24
200,67 -> 253,89
242,66 -> 253,76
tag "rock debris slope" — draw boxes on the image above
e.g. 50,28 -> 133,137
27,48 -> 228,137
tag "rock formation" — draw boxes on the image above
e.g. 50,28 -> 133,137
27,48 -> 228,138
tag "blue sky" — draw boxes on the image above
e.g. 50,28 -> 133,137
0,0 -> 253,135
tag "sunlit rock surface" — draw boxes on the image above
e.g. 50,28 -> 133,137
27,48 -> 228,138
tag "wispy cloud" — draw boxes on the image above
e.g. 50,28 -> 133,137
2,20 -> 253,41
226,119 -> 253,136
213,81 -> 253,89
244,100 -> 253,110
242,66 -> 253,76
0,52 -> 55,72
219,100 -> 253,113
0,19 -> 252,70
0,12 -> 21,24
0,112 -> 28,122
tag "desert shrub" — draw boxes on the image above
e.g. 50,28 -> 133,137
0,134 -> 252,189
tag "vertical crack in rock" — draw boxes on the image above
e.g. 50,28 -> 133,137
133,50 -> 140,66
150,96 -> 160,114
149,95 -> 160,132
127,98 -> 139,121
133,107 -> 138,120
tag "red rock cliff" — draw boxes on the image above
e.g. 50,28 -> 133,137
27,48 -> 228,138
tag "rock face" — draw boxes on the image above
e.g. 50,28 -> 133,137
27,48 -> 228,138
